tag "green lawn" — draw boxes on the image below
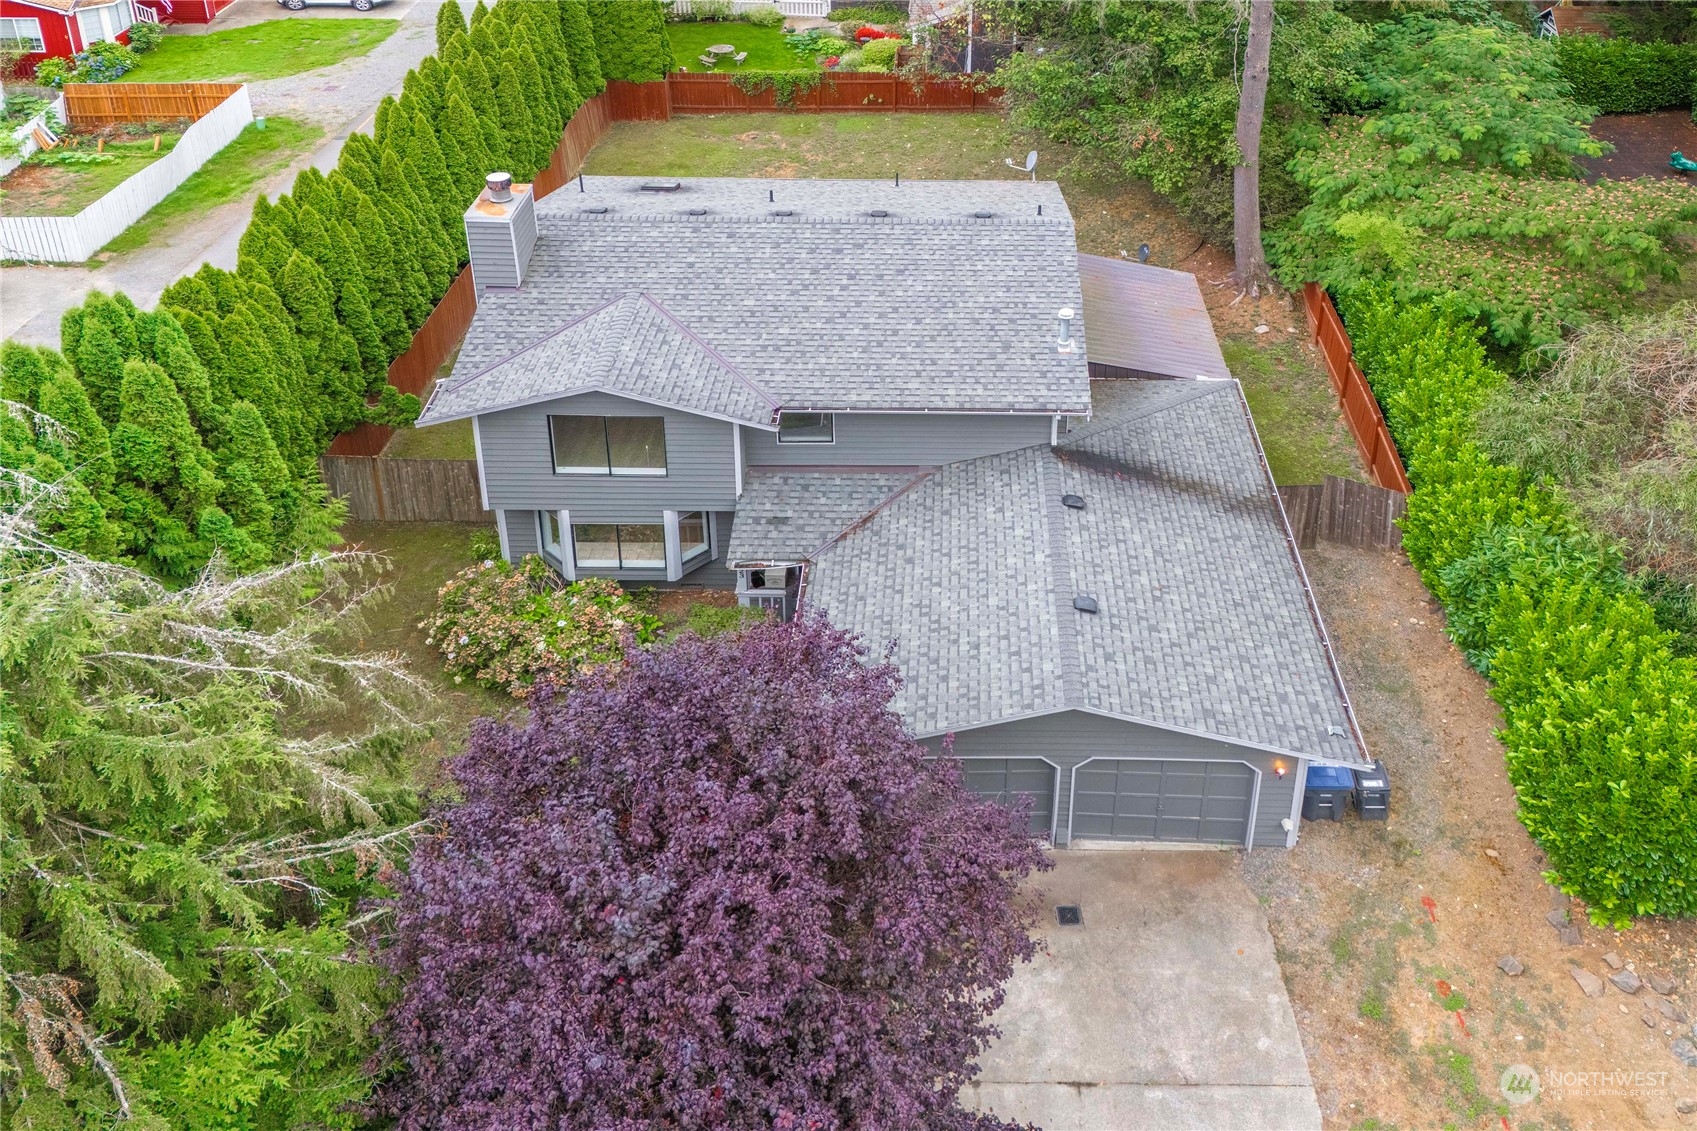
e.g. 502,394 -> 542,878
385,418 -> 476,460
1,133 -> 180,216
1222,337 -> 1362,485
101,117 -> 322,256
126,18 -> 398,82
667,21 -> 813,72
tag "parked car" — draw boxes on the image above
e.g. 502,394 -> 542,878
277,0 -> 389,11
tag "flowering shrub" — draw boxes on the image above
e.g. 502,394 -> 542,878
35,41 -> 137,87
421,556 -> 661,696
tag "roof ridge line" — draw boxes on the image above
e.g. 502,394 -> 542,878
436,291 -> 640,395
634,292 -> 782,416
1037,452 -> 1087,708
1062,379 -> 1232,444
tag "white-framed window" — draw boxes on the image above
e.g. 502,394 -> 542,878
539,509 -> 564,559
679,511 -> 709,562
549,414 -> 667,476
777,411 -> 834,444
572,523 -> 666,570
0,17 -> 46,52
77,0 -> 136,45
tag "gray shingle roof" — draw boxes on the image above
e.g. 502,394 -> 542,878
801,379 -> 1368,764
726,469 -> 926,566
423,177 -> 1091,423
417,292 -> 780,426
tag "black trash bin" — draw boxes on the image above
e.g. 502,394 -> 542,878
1352,760 -> 1390,821
1302,765 -> 1354,822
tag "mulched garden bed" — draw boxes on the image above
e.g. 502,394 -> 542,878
1579,110 -> 1697,181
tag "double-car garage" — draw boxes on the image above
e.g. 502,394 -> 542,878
953,755 -> 1259,847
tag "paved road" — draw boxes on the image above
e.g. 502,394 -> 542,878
0,0 -> 451,346
961,850 -> 1323,1130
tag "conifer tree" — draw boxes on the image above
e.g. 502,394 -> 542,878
436,0 -> 465,50
160,274 -> 218,316
588,0 -> 671,82
280,250 -> 366,435
219,306 -> 302,466
70,315 -> 129,425
329,172 -> 410,357
560,0 -> 605,98
457,54 -> 509,173
216,398 -> 294,554
84,291 -> 140,357
521,8 -> 578,125
439,82 -> 495,198
243,285 -> 322,455
0,413 -> 115,558
110,359 -> 222,526
381,148 -> 454,296
150,313 -> 220,436
166,307 -> 233,406
0,340 -> 54,407
37,361 -> 116,498
497,58 -> 546,179
414,54 -> 449,120
407,109 -> 462,249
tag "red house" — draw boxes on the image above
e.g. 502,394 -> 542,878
0,0 -> 232,75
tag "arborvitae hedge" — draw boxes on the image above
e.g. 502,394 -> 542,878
4,0 -> 667,581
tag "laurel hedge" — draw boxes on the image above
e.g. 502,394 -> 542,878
1554,35 -> 1694,114
1341,290 -> 1696,926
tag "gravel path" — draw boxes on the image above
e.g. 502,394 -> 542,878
0,0 -> 452,347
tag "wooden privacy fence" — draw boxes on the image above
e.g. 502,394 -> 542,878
1,84 -> 252,263
1301,282 -> 1411,494
63,82 -> 243,126
605,74 -> 1002,119
533,92 -> 612,197
320,456 -> 491,523
1280,476 -> 1407,551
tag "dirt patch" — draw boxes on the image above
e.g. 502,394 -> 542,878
0,123 -> 187,217
1580,111 -> 1697,182
1242,541 -> 1697,1129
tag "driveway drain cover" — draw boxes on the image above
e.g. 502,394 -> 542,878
1056,905 -> 1082,926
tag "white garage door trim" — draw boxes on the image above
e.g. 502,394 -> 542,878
950,756 -> 1062,842
1066,757 -> 1262,850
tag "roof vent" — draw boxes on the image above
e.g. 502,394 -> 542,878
1061,493 -> 1085,510
686,207 -> 708,216
1073,595 -> 1099,614
583,205 -> 608,214
640,180 -> 683,192
868,209 -> 890,218
1056,307 -> 1078,354
771,208 -> 795,217
484,171 -> 513,203
1328,725 -> 1347,737
973,210 -> 994,219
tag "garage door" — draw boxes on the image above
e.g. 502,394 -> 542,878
955,759 -> 1056,837
1072,759 -> 1254,844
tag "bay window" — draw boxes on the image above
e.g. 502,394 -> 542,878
572,523 -> 665,570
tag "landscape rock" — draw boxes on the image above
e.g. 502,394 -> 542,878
1498,955 -> 1524,976
1546,908 -> 1570,928
1655,998 -> 1689,1023
1610,969 -> 1644,994
1649,973 -> 1678,996
1571,966 -> 1606,998
1558,925 -> 1583,946
1643,1011 -> 1660,1028
1676,1095 -> 1696,1116
1603,951 -> 1625,970
1673,1038 -> 1697,1069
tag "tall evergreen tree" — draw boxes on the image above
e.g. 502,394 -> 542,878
0,340 -> 54,407
37,361 -> 116,498
219,307 -> 303,467
414,54 -> 449,120
457,53 -> 509,173
436,0 -> 465,50
215,398 -> 294,555
498,57 -> 546,179
439,82 -> 496,198
560,0 -> 605,98
469,0 -> 488,28
381,148 -> 454,296
70,315 -> 129,426
588,0 -> 671,82
110,359 -> 223,529
150,313 -> 220,437
166,307 -> 232,406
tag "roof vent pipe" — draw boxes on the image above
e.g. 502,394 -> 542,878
1056,307 -> 1078,354
485,172 -> 513,203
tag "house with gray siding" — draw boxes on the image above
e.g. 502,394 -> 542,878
417,173 -> 1370,850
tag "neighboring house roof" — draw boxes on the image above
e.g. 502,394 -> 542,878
417,292 -> 781,427
726,469 -> 927,566
6,0 -> 77,12
801,379 -> 1368,765
428,176 -> 1090,422
1077,254 -> 1232,381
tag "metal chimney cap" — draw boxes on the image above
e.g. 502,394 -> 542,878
485,172 -> 513,202
1058,307 -> 1075,320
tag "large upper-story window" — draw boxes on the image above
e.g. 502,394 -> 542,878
777,412 -> 834,443
77,0 -> 134,45
550,414 -> 667,476
0,17 -> 46,52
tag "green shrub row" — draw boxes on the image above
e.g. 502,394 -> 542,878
1554,35 -> 1694,114
3,2 -> 672,581
1340,289 -> 1696,925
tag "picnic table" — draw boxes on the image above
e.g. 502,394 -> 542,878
708,44 -> 736,57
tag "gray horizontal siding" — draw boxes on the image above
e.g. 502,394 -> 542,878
742,412 -> 1052,467
467,219 -> 523,291
922,710 -> 1297,849
503,508 -> 540,558
479,391 -> 738,518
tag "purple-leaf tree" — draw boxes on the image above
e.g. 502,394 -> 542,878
375,616 -> 1049,1130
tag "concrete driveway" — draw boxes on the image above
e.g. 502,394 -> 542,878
962,850 -> 1321,1131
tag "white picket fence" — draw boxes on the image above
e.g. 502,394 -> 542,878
0,95 -> 68,179
0,85 -> 252,264
669,0 -> 833,17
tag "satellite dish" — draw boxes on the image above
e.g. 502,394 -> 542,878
1025,150 -> 1039,174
